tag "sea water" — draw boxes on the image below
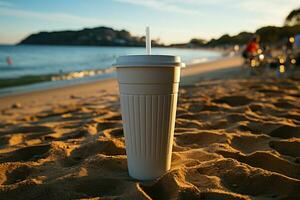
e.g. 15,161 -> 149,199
0,45 -> 222,96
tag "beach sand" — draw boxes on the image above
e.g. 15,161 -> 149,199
1,56 -> 300,199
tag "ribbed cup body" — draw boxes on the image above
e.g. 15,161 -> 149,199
117,67 -> 180,180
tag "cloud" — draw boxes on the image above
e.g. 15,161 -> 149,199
170,0 -> 299,26
235,0 -> 300,26
114,0 -> 198,15
237,0 -> 299,16
114,0 -> 299,21
0,7 -> 105,26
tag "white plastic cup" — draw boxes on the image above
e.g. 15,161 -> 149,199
115,55 -> 183,180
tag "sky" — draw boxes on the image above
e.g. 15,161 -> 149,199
0,0 -> 299,45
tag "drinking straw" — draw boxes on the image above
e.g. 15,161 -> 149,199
146,26 -> 151,55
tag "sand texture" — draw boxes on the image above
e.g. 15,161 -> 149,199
1,74 -> 300,199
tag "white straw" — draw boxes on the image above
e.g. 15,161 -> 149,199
146,26 -> 151,55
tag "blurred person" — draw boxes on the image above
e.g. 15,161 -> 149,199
242,36 -> 260,59
262,45 -> 272,60
233,44 -> 239,54
294,34 -> 300,51
294,34 -> 300,66
286,36 -> 294,54
234,44 -> 239,52
6,56 -> 13,65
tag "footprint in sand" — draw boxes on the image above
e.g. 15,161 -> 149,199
196,159 -> 300,198
59,129 -> 89,141
4,125 -> 55,142
273,101 -> 298,110
191,102 -> 229,112
269,125 -> 300,139
257,88 -> 282,95
100,114 -> 122,121
175,131 -> 227,148
9,125 -> 54,135
230,135 -> 271,154
213,95 -> 252,107
176,118 -> 206,130
225,113 -> 249,123
269,140 -> 300,158
72,177 -> 129,197
59,123 -> 98,141
61,121 -> 85,129
275,81 -> 298,89
281,113 -> 300,123
86,154 -> 128,174
176,112 -> 200,120
103,127 -> 124,138
0,144 -> 51,162
97,121 -> 122,132
67,138 -> 125,166
0,134 -> 24,147
238,121 -> 280,136
1,164 -> 33,185
172,148 -> 220,167
218,150 -> 300,179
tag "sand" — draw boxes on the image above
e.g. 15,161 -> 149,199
1,56 -> 300,199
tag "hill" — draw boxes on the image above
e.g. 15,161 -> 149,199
183,25 -> 300,48
19,26 -> 162,47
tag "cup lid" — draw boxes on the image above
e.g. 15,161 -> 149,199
114,55 -> 185,67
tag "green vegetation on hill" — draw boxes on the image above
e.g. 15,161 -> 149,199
189,8 -> 300,47
285,8 -> 300,26
19,26 -> 161,47
256,25 -> 300,44
207,32 -> 254,47
203,25 -> 300,47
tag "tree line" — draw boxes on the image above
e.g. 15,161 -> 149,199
187,7 -> 300,47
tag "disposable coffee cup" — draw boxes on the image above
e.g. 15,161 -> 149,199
115,55 -> 183,180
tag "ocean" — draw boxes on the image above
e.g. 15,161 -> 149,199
0,45 -> 222,96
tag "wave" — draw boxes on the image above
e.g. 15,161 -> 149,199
0,67 -> 116,89
186,58 -> 208,65
51,67 -> 115,81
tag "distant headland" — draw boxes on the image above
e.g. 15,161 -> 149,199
19,25 -> 300,48
19,26 -> 163,47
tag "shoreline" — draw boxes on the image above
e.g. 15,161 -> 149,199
0,45 -> 223,96
0,56 -> 242,110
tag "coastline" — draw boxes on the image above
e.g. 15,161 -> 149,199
0,45 -> 222,96
0,55 -> 243,110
